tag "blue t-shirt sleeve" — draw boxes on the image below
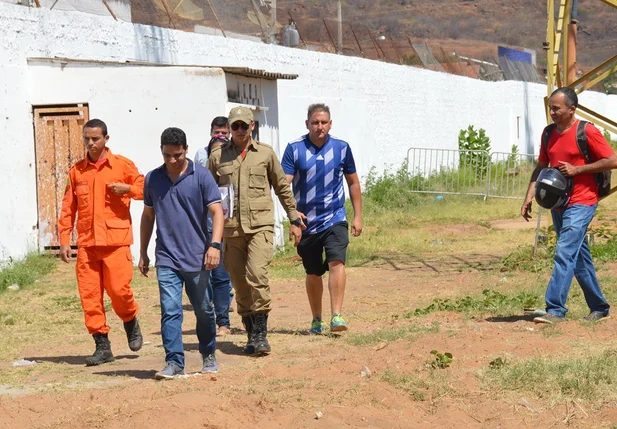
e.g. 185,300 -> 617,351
200,168 -> 223,206
343,143 -> 357,174
281,144 -> 296,176
144,172 -> 153,207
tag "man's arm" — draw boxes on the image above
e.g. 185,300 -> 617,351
207,151 -> 221,185
58,169 -> 77,263
557,156 -> 617,176
344,172 -> 363,237
205,202 -> 224,270
269,151 -> 302,245
521,161 -> 549,221
139,206 -> 155,276
108,159 -> 144,200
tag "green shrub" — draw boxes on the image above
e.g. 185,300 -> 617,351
0,253 -> 56,293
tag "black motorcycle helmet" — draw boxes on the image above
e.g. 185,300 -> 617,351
535,167 -> 573,209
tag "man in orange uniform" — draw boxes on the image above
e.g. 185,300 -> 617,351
59,119 -> 144,366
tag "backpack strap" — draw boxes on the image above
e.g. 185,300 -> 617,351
575,120 -> 591,163
541,123 -> 557,158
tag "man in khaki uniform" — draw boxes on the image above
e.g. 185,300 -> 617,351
208,106 -> 303,355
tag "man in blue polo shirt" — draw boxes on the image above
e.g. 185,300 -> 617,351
139,127 -> 224,380
282,103 -> 363,334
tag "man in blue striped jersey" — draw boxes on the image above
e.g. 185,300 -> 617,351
282,103 -> 363,334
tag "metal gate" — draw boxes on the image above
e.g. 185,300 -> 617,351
34,105 -> 89,250
406,147 -> 539,200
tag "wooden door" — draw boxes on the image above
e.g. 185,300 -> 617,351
34,105 -> 89,250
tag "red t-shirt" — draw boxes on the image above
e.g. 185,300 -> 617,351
538,120 -> 614,206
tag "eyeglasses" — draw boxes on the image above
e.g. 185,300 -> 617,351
231,122 -> 250,131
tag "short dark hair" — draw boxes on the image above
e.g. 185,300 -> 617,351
551,87 -> 578,108
307,103 -> 331,121
84,119 -> 108,136
210,116 -> 229,132
160,127 -> 187,148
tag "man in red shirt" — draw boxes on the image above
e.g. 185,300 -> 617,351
521,87 -> 617,323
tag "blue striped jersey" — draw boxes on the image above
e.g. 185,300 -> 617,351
281,134 -> 356,235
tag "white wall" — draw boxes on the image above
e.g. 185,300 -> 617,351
26,61 -> 227,260
2,2 -> 617,262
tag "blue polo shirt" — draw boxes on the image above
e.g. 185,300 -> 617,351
282,134 -> 356,235
144,159 -> 221,272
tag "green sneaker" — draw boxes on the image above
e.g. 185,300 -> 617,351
330,313 -> 348,332
309,318 -> 326,335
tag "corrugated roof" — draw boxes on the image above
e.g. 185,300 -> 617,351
26,57 -> 298,81
222,67 -> 298,80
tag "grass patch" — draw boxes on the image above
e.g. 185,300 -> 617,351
0,253 -> 57,293
380,368 -> 453,402
481,349 -> 617,403
346,321 -> 440,346
408,289 -> 542,317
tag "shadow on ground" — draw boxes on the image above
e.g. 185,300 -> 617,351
25,355 -> 139,366
93,369 -> 157,380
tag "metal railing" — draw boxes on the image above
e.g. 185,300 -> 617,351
405,147 -> 538,200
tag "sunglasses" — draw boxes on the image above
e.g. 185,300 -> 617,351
231,122 -> 250,131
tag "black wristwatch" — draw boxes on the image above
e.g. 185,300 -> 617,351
210,242 -> 221,250
291,218 -> 303,227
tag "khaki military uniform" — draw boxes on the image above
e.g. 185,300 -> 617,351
208,138 -> 299,316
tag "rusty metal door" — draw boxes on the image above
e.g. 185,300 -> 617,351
34,105 -> 89,250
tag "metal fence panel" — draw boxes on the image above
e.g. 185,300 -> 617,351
487,152 -> 538,199
405,147 -> 490,197
405,147 -> 537,200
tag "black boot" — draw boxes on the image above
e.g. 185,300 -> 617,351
123,317 -> 143,352
242,316 -> 256,355
85,333 -> 115,366
253,313 -> 271,355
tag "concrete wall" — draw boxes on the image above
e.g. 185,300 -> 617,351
2,2 -> 617,262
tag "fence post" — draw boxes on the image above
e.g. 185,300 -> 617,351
485,152 -> 493,201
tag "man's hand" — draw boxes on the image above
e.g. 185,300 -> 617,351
557,161 -> 579,177
107,182 -> 131,195
297,211 -> 308,230
205,247 -> 220,271
138,254 -> 150,277
59,244 -> 71,263
521,199 -> 533,222
351,216 -> 363,237
290,224 -> 302,247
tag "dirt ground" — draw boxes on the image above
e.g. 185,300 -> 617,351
2,218 -> 617,429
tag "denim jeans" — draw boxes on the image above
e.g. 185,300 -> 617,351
156,266 -> 216,369
546,204 -> 610,317
207,214 -> 233,328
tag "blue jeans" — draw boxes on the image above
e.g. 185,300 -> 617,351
546,204 -> 610,317
211,249 -> 232,328
207,215 -> 233,328
156,267 -> 216,369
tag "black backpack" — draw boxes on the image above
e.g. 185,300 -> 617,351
541,120 -> 611,197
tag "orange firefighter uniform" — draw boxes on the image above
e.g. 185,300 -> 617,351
58,149 -> 144,335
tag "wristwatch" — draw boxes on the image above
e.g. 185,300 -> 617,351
209,242 -> 221,250
291,218 -> 303,227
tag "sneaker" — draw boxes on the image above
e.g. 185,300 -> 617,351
330,313 -> 348,332
155,362 -> 184,380
583,311 -> 610,322
216,326 -> 231,336
201,353 -> 219,374
309,318 -> 326,335
533,313 -> 565,324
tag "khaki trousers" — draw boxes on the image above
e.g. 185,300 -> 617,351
223,231 -> 274,317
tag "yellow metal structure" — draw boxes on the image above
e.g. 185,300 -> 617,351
546,0 -> 617,135
545,0 -> 617,199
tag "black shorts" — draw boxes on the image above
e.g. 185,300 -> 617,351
297,222 -> 349,276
